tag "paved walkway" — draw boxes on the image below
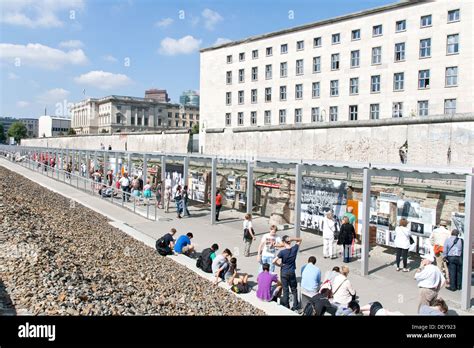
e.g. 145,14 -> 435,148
1,157 -> 472,315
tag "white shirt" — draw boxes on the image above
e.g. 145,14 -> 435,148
119,177 -> 129,187
322,217 -> 336,239
243,220 -> 253,230
332,274 -> 356,306
415,264 -> 445,289
394,226 -> 411,249
260,233 -> 282,258
430,227 -> 451,247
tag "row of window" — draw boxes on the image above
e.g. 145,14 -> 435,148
225,66 -> 458,104
226,10 -> 460,63
52,128 -> 69,132
225,99 -> 457,126
225,34 -> 459,84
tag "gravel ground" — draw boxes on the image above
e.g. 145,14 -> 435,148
0,166 -> 264,316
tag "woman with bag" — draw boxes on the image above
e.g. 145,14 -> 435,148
174,185 -> 183,219
394,218 -> 412,272
337,216 -> 356,263
243,213 -> 256,257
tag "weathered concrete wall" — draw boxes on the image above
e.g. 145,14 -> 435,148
21,131 -> 190,153
203,118 -> 474,167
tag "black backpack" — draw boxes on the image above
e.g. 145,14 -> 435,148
198,248 -> 213,273
155,237 -> 166,250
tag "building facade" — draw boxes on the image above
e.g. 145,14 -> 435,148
200,0 -> 473,156
145,89 -> 170,103
179,90 -> 200,107
70,95 -> 199,134
19,118 -> 39,138
38,115 -> 71,137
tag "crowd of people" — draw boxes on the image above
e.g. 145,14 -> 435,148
152,206 -> 455,316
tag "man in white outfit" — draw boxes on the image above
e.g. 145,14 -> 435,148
322,211 -> 337,259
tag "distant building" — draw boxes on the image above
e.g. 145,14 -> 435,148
179,90 -> 200,107
145,89 -> 170,103
38,115 -> 71,137
70,95 -> 199,134
19,118 -> 39,138
0,117 -> 38,139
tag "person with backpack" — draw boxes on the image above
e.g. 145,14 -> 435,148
273,235 -> 302,311
322,211 -> 337,259
443,229 -> 463,291
302,288 -> 337,316
155,228 -> 177,256
243,213 -> 256,257
196,243 -> 219,273
337,216 -> 356,263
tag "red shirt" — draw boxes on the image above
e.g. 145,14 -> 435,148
216,194 -> 222,206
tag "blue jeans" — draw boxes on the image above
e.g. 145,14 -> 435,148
343,244 -> 351,263
259,255 -> 275,273
280,271 -> 299,310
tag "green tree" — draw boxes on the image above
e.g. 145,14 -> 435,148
7,121 -> 27,143
0,123 -> 6,143
67,128 -> 76,135
191,123 -> 199,135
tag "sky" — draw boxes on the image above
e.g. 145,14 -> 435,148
0,0 -> 395,118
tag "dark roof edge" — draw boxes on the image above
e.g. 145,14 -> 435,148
200,0 -> 430,53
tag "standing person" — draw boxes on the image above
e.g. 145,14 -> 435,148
300,256 -> 321,310
108,145 -> 112,151
155,228 -> 177,256
155,183 -> 162,209
338,216 -> 356,263
143,180 -> 152,204
394,218 -> 412,272
414,254 -> 445,311
344,206 -> 356,225
322,211 -> 337,259
430,222 -> 451,276
164,185 -> 171,213
174,185 -> 183,219
119,172 -> 130,202
332,266 -> 356,308
256,263 -> 282,302
273,235 -> 302,311
257,225 -> 283,273
215,190 -> 223,221
182,185 -> 191,217
243,214 -> 256,257
443,229 -> 463,291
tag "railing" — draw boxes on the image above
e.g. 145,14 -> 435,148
1,151 -> 158,221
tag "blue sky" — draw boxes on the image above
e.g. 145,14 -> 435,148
0,0 -> 394,118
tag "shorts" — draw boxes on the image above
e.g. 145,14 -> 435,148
132,190 -> 140,197
144,190 -> 152,198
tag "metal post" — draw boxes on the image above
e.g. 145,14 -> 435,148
246,161 -> 254,214
294,164 -> 303,238
143,154 -> 148,185
461,174 -> 473,310
211,157 -> 217,224
114,152 -> 120,178
161,155 -> 166,208
127,153 -> 132,174
103,151 -> 107,183
71,150 -> 75,176
183,156 -> 189,188
361,168 -> 372,276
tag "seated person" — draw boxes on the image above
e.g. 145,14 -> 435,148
212,249 -> 232,284
228,272 -> 251,294
225,257 -> 238,284
336,300 -> 361,316
303,288 -> 338,316
256,263 -> 282,302
196,243 -> 219,273
174,232 -> 195,256
418,298 -> 448,316
360,301 -> 404,316
155,228 -> 176,256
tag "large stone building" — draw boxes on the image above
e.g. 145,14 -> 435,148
199,0 -> 473,166
70,95 -> 200,135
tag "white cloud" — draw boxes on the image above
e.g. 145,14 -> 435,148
59,40 -> 84,48
201,8 -> 222,30
0,43 -> 88,69
159,35 -> 202,56
74,70 -> 132,90
102,55 -> 118,63
0,0 -> 85,28
213,38 -> 232,46
155,17 -> 173,27
37,88 -> 70,104
17,101 -> 30,108
8,72 -> 19,79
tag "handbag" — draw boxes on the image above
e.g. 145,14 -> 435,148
243,228 -> 253,240
409,236 -> 415,245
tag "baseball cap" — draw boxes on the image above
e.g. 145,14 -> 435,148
421,254 -> 434,263
282,235 -> 291,244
